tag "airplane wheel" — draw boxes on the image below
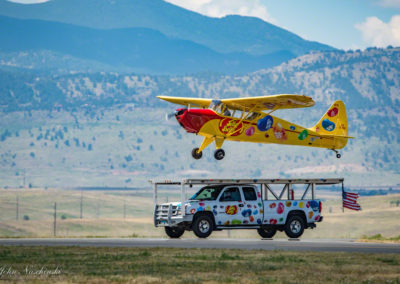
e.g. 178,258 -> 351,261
214,149 -> 225,160
191,148 -> 202,159
336,153 -> 341,159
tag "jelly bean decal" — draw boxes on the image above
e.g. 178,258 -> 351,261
199,202 -> 205,206
258,202 -> 262,207
299,202 -> 304,208
257,192 -> 261,198
265,133 -> 269,138
290,125 -> 296,131
257,219 -> 262,225
232,219 -> 242,225
269,203 -> 276,209
260,210 -> 264,214
206,206 -> 211,211
213,205 -> 218,209
327,107 -> 338,117
253,210 -> 259,215
293,201 -> 298,206
197,206 -> 204,212
306,201 -> 311,208
322,119 -> 335,131
247,204 -> 252,208
257,115 -> 274,131
225,205 -> 238,215
286,201 -> 292,207
220,206 -> 224,209
277,202 -> 285,214
245,126 -> 255,136
190,208 -> 196,214
315,215 -> 320,221
270,219 -> 277,224
224,221 -> 230,225
308,211 -> 313,219
254,205 -> 257,208
298,129 -> 308,140
279,218 -> 284,222
249,216 -> 254,222
273,123 -> 287,141
218,221 -> 222,225
213,209 -> 218,216
243,220 -> 249,224
310,200 -> 319,212
241,209 -> 252,217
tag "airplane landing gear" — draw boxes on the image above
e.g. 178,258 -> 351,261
331,149 -> 341,159
191,148 -> 202,159
214,149 -> 225,160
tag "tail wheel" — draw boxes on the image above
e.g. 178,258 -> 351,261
257,227 -> 277,238
165,226 -> 185,238
284,215 -> 305,238
214,149 -> 225,160
191,148 -> 202,159
336,153 -> 341,159
192,215 -> 213,238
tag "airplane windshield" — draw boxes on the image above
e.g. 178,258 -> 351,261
190,185 -> 224,201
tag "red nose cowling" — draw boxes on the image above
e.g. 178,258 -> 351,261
175,108 -> 219,133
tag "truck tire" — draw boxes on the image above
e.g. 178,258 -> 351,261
192,215 -> 213,238
284,215 -> 305,238
165,226 -> 185,238
257,227 -> 277,238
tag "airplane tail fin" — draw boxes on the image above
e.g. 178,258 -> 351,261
309,100 -> 351,148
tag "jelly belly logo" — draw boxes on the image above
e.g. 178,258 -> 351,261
219,118 -> 243,136
225,205 -> 238,215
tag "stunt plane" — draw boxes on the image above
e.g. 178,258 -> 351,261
158,94 -> 352,160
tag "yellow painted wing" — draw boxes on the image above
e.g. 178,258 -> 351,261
221,94 -> 315,111
157,96 -> 212,108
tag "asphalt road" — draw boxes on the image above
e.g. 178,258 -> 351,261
0,238 -> 399,254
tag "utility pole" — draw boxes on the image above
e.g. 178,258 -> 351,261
80,190 -> 83,219
96,200 -> 99,219
123,200 -> 126,219
53,202 -> 57,237
16,194 -> 19,220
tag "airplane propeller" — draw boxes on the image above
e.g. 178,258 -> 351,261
165,111 -> 176,121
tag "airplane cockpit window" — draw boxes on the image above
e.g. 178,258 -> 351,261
210,100 -> 223,113
247,112 -> 259,121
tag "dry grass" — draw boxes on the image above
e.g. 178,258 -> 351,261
0,246 -> 399,283
0,189 -> 399,239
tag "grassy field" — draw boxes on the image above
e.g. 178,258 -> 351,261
0,188 -> 399,239
0,246 -> 399,283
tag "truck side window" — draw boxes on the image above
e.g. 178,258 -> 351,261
220,187 -> 241,202
243,187 -> 257,201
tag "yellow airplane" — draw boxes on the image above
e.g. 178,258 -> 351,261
158,94 -> 353,160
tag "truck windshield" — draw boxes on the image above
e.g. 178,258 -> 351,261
190,185 -> 224,201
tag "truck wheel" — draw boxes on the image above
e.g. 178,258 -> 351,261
284,215 -> 305,238
165,226 -> 185,238
192,215 -> 213,238
257,227 -> 277,238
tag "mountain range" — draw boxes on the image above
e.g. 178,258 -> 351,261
0,0 -> 334,74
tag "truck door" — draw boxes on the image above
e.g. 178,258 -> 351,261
241,186 -> 263,225
217,186 -> 243,226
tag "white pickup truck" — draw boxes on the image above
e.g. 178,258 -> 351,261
151,178 -> 344,239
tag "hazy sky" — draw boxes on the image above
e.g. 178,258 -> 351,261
8,0 -> 400,50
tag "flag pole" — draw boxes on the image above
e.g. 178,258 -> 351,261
342,181 -> 344,213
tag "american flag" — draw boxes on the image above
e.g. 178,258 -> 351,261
342,190 -> 361,211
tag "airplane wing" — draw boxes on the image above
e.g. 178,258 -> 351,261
157,96 -> 212,108
221,94 -> 315,111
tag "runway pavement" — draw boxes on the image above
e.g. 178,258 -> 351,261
0,238 -> 399,253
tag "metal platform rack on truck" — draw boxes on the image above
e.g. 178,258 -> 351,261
150,178 -> 344,238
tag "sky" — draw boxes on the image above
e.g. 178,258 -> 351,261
8,0 -> 400,50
